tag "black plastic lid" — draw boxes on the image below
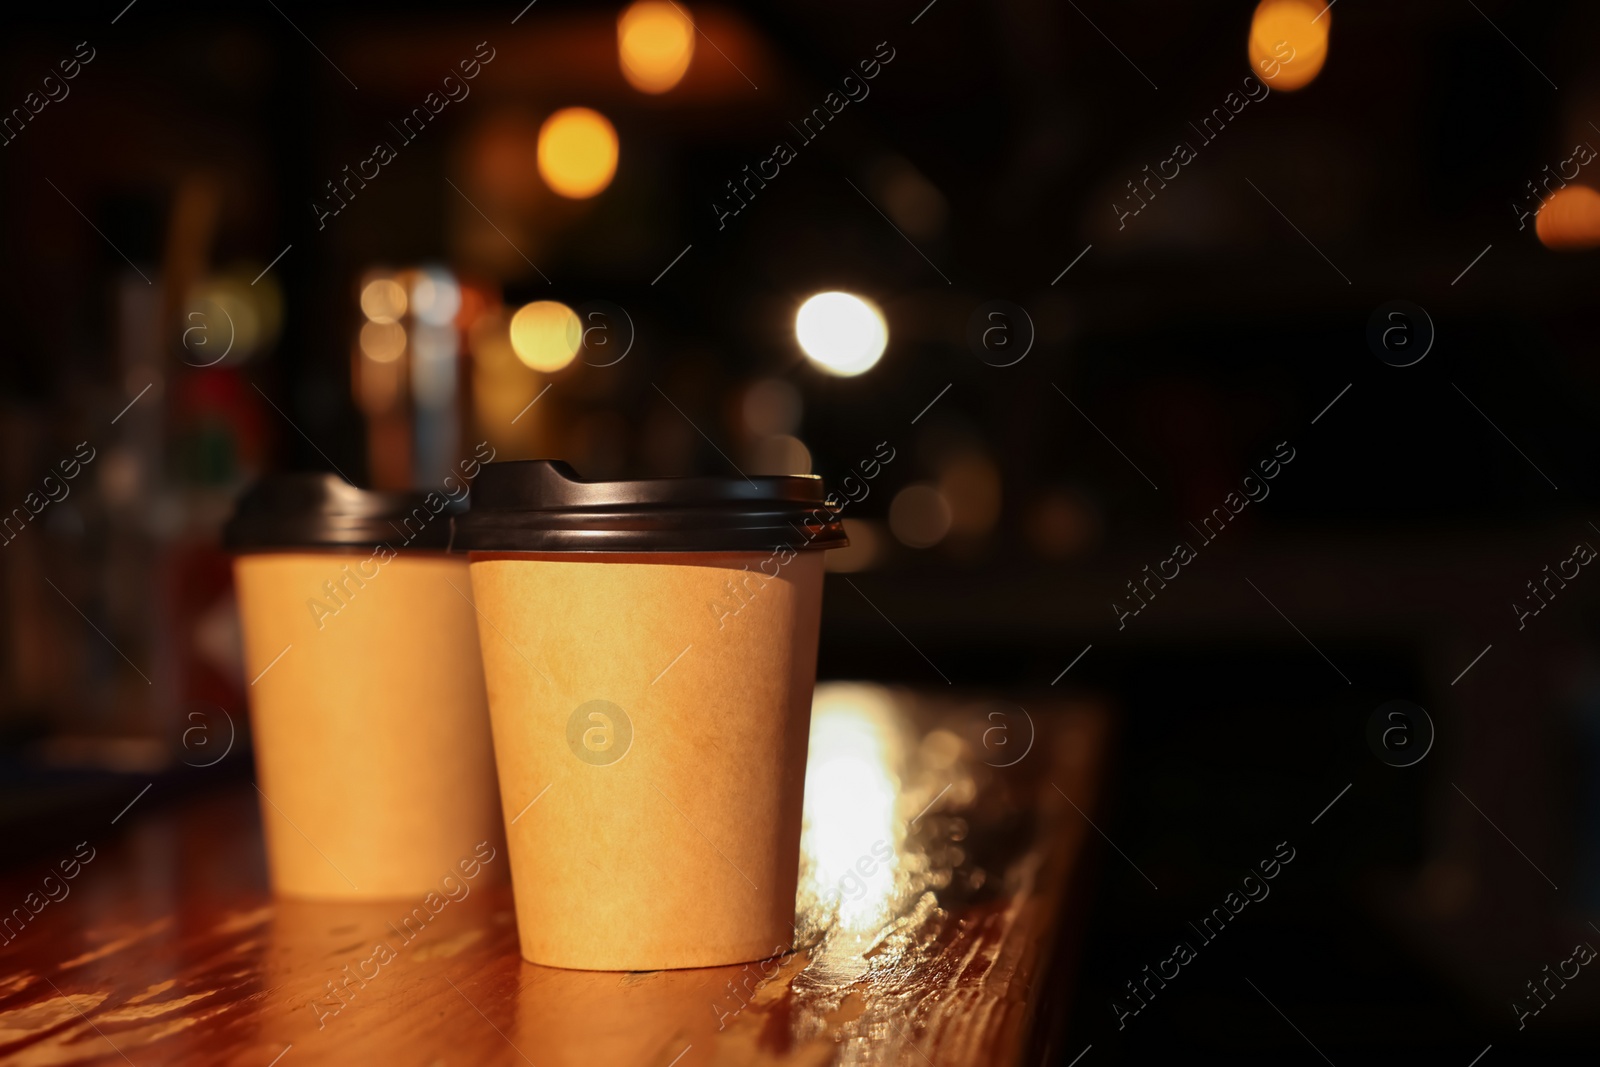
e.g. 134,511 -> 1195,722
451,460 -> 848,553
224,473 -> 456,551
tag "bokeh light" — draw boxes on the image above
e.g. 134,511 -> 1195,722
888,483 -> 952,549
537,107 -> 620,199
1248,0 -> 1329,92
470,307 -> 547,450
410,267 -> 462,326
359,320 -> 406,363
186,273 -> 276,365
939,453 -> 1002,541
1535,185 -> 1600,249
824,519 -> 884,573
359,277 -> 408,324
794,292 -> 888,377
509,300 -> 582,371
618,1 -> 695,94
748,434 -> 812,475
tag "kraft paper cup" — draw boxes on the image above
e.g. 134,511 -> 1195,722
453,460 -> 847,971
227,474 -> 503,900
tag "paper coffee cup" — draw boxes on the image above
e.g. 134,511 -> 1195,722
453,460 -> 846,970
227,474 -> 503,900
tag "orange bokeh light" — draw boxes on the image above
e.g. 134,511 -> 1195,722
537,107 -> 619,199
1249,0 -> 1330,92
509,300 -> 581,371
359,320 -> 406,363
1535,185 -> 1600,249
618,1 -> 695,94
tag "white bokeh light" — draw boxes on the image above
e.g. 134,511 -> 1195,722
795,291 -> 887,377
410,267 -> 462,326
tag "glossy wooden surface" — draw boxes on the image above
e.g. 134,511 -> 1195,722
0,687 -> 1105,1067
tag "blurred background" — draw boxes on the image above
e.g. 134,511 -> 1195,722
3,0 -> 1600,1059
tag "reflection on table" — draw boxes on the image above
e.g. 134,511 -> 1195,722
0,684 -> 1106,1067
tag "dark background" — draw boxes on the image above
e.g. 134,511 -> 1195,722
3,0 -> 1599,1061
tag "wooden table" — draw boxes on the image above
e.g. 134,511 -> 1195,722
0,688 -> 1106,1067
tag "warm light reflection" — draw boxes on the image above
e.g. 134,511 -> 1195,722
749,434 -> 811,475
359,320 -> 406,363
824,518 -> 884,573
454,280 -> 491,333
794,292 -> 887,377
888,483 -> 952,548
187,274 -> 272,364
799,684 -> 904,936
1248,0 -> 1329,92
360,278 -> 408,324
509,300 -> 581,371
471,308 -> 546,451
618,0 -> 695,94
939,453 -> 1002,540
537,108 -> 620,199
354,343 -> 402,414
1535,185 -> 1600,249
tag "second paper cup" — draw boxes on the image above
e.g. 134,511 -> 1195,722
227,474 -> 504,900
